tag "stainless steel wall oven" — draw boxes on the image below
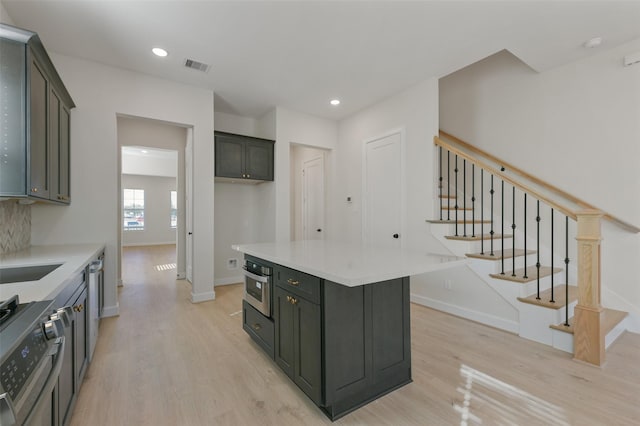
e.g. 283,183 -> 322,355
242,258 -> 272,318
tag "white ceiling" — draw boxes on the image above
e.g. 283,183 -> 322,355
3,1 -> 640,120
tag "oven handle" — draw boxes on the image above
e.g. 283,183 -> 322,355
242,267 -> 270,283
21,336 -> 66,426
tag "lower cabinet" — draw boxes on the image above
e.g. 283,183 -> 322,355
273,285 -> 322,405
54,269 -> 89,426
242,257 -> 412,421
242,300 -> 275,359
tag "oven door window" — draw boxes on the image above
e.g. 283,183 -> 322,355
246,277 -> 264,302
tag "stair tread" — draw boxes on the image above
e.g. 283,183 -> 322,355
549,308 -> 628,335
517,285 -> 578,309
445,234 -> 512,241
466,249 -> 535,260
489,266 -> 563,283
426,219 -> 492,224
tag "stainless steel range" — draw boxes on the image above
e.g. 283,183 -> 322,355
0,295 -> 68,426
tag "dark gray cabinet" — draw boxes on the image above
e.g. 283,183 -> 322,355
248,260 -> 412,421
274,285 -> 323,405
53,268 -> 89,426
0,24 -> 74,203
242,300 -> 275,359
214,131 -> 274,182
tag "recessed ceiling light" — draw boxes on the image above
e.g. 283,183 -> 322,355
152,47 -> 168,57
583,37 -> 603,49
141,149 -> 148,154
330,99 -> 340,106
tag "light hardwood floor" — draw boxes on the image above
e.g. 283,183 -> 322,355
70,245 -> 640,425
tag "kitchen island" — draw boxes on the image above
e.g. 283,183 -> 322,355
233,240 -> 466,420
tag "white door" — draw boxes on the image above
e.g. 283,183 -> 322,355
185,130 -> 194,283
363,131 -> 403,248
303,156 -> 325,240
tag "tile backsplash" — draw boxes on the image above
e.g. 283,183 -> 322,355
0,200 -> 31,254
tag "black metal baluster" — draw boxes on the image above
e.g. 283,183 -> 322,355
463,159 -> 467,237
511,186 -> 516,277
472,164 -> 476,238
439,147 -> 443,221
501,180 -> 505,274
523,194 -> 528,279
490,175 -> 495,256
536,200 -> 541,300
550,208 -> 555,303
480,170 -> 484,255
455,155 -> 459,236
447,151 -> 450,221
564,216 -> 570,326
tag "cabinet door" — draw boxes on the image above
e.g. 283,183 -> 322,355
58,312 -> 74,426
0,38 -> 27,195
29,58 -> 49,199
244,140 -> 273,181
74,287 -> 88,388
293,295 -> 322,405
49,87 -> 60,201
58,105 -> 71,202
215,134 -> 244,178
274,286 -> 295,379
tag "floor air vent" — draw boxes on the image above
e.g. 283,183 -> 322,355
184,59 -> 210,73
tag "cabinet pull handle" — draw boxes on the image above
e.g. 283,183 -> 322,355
290,297 -> 298,305
252,323 -> 261,331
74,304 -> 84,313
287,279 -> 300,286
31,187 -> 38,193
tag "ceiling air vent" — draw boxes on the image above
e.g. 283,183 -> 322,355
184,59 -> 210,73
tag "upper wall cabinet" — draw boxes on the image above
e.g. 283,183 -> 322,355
215,131 -> 274,183
0,24 -> 75,204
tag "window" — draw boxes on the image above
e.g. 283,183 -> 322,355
123,188 -> 144,230
170,190 -> 177,228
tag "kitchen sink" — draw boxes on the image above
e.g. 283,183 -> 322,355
0,264 -> 63,284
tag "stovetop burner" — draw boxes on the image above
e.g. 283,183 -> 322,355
0,294 -> 28,329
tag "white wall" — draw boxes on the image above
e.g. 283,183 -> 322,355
30,53 -> 215,314
440,43 -> 640,324
333,77 -> 519,327
121,174 -> 177,246
122,151 -> 177,177
213,111 -> 264,285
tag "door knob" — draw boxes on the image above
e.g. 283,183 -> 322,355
188,232 -> 193,235
393,234 -> 399,239
317,229 -> 322,232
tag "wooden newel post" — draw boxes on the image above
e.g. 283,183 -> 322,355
573,210 -> 605,366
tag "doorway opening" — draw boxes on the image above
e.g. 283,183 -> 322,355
116,116 -> 191,289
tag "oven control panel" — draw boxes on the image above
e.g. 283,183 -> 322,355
0,325 -> 49,400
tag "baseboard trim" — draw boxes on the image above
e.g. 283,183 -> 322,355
122,242 -> 176,247
411,293 -> 519,334
215,275 -> 243,286
102,303 -> 120,318
191,290 -> 215,303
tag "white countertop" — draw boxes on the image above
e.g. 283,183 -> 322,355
232,240 -> 467,287
0,244 -> 105,303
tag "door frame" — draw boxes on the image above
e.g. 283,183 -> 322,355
302,154 -> 325,240
361,127 -> 406,247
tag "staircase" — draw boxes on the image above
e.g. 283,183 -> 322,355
426,132 -> 638,365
